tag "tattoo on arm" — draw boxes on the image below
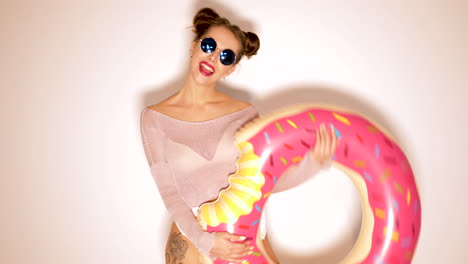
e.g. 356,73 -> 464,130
166,232 -> 189,264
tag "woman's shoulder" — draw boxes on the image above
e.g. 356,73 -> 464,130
145,103 -> 169,114
144,96 -> 181,116
222,96 -> 253,112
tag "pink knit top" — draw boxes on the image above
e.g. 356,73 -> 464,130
139,105 -> 325,258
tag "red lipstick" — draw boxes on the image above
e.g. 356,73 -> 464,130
199,61 -> 215,76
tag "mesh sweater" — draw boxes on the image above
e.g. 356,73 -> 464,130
139,105 -> 325,258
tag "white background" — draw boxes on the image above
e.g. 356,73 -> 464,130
1,0 -> 467,263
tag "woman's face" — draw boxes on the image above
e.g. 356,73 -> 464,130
189,26 -> 241,86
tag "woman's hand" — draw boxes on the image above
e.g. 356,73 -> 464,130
312,123 -> 338,165
210,232 -> 253,263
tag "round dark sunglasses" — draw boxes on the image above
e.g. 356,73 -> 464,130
200,37 -> 236,66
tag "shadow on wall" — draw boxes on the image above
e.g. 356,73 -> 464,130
251,84 -> 403,143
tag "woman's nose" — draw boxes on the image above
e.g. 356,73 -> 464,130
207,50 -> 219,62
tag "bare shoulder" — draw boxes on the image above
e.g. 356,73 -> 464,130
223,96 -> 253,112
146,103 -> 166,113
145,98 -> 179,116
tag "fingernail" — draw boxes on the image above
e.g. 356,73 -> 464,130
240,236 -> 246,240
249,246 -> 254,250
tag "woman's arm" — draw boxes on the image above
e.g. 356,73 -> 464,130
140,110 -> 216,257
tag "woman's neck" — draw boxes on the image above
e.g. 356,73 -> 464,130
177,76 -> 221,106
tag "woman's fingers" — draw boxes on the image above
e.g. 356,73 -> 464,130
225,232 -> 246,242
330,124 -> 337,155
222,232 -> 252,255
314,125 -> 322,162
313,123 -> 338,164
323,123 -> 331,157
211,232 -> 252,261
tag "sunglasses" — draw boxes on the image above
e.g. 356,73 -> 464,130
200,37 -> 236,66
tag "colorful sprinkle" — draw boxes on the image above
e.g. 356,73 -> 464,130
333,112 -> 351,125
263,132 -> 271,144
407,189 -> 411,205
284,143 -> 294,150
393,199 -> 400,212
380,169 -> 391,182
375,144 -> 381,159
251,219 -> 260,226
280,157 -> 288,165
394,182 -> 403,194
375,208 -> 386,219
405,250 -> 413,260
252,251 -> 262,257
331,124 -> 342,139
300,140 -> 310,149
292,156 -> 303,163
344,144 -> 349,158
239,224 -> 250,229
401,237 -> 412,248
364,171 -> 373,183
367,126 -> 379,133
275,122 -> 284,133
264,171 -> 273,179
286,119 -> 298,129
263,192 -> 271,198
255,205 -> 262,212
384,227 -> 400,242
384,137 -> 393,149
273,176 -> 277,184
356,134 -> 364,143
354,160 -> 366,168
373,255 -> 386,264
269,155 -> 274,167
308,112 -> 316,122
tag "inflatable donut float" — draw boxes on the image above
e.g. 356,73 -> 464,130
197,104 -> 421,264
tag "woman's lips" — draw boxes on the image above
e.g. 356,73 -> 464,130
199,61 -> 215,76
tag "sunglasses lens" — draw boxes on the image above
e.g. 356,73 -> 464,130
220,50 -> 236,65
200,38 -> 216,53
200,37 -> 236,66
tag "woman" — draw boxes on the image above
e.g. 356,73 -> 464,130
140,8 -> 337,264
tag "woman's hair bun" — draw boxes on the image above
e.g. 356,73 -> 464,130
194,8 -> 220,23
193,8 -> 221,38
243,31 -> 260,58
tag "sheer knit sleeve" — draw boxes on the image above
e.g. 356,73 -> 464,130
139,110 -> 215,258
272,151 -> 332,193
